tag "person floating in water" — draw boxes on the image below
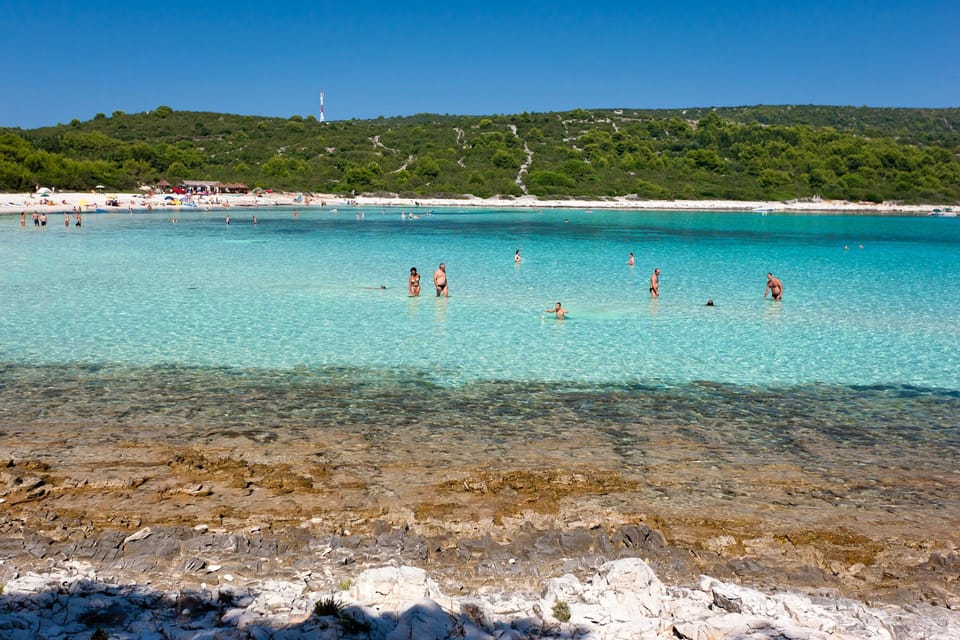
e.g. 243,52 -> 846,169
409,267 -> 421,297
649,268 -> 660,298
433,263 -> 448,297
544,302 -> 568,319
764,272 -> 783,301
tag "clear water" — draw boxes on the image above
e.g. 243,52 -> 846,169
2,207 -> 959,389
3,207 -> 959,521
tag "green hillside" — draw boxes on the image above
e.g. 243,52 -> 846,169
2,105 -> 958,203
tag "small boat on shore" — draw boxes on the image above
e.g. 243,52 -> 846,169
929,208 -> 956,217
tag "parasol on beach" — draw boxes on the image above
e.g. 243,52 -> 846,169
95,185 -> 105,190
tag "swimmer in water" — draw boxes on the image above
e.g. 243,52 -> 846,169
544,302 -> 568,319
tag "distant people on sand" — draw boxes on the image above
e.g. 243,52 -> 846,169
409,267 -> 421,297
764,272 -> 783,301
649,268 -> 660,298
433,263 -> 448,297
627,252 -> 635,267
544,302 -> 568,319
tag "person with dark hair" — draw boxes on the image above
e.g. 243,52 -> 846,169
408,267 -> 421,297
764,272 -> 783,301
544,302 -> 568,319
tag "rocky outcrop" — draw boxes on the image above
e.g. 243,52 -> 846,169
2,558 -> 958,640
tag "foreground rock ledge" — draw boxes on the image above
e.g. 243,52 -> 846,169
2,558 -> 958,640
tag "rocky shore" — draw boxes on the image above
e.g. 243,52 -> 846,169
2,448 -> 960,638
2,369 -> 958,638
3,549 -> 958,639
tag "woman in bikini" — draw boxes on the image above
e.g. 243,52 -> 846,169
408,267 -> 421,297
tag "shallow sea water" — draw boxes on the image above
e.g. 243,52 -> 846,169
1,207 -> 959,513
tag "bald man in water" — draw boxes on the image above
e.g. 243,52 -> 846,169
434,263 -> 448,297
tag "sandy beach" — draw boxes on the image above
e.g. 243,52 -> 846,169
0,189 -> 942,216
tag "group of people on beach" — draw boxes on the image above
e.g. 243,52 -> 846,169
19,210 -> 82,230
406,249 -> 783,319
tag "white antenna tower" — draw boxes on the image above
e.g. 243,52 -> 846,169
319,90 -> 325,123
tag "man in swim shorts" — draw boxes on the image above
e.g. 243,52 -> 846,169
649,268 -> 660,298
434,263 -> 448,297
764,272 -> 783,301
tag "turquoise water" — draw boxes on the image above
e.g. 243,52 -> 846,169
2,207 -> 959,510
2,207 -> 959,389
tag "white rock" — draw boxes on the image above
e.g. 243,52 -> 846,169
542,573 -> 582,603
385,597 -> 453,640
122,526 -> 153,545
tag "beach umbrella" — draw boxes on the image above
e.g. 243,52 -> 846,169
95,185 -> 105,190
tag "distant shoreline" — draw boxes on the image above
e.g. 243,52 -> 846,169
0,190 -> 942,217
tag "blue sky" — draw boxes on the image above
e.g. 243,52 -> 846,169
1,1 -> 957,129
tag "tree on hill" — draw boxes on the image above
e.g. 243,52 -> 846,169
1,106 -> 957,203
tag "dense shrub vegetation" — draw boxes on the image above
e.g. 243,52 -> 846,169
2,105 -> 958,203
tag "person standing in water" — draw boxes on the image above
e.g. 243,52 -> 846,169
433,263 -> 448,297
514,248 -> 522,264
544,302 -> 568,319
649,268 -> 660,298
627,252 -> 635,267
408,267 -> 421,297
764,272 -> 783,301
